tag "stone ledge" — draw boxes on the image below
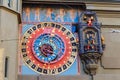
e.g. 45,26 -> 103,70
18,75 -> 90,80
94,74 -> 120,80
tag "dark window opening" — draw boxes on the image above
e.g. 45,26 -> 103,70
8,0 -> 13,7
4,57 -> 8,78
8,0 -> 11,7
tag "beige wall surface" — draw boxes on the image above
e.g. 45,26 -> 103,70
94,74 -> 120,80
0,49 -> 4,80
98,17 -> 120,25
94,28 -> 120,76
0,8 -> 19,80
87,3 -> 120,11
96,10 -> 120,70
101,28 -> 120,68
0,9 -> 18,40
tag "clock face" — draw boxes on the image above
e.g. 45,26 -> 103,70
21,22 -> 77,75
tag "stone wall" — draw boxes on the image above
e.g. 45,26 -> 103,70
0,7 -> 20,80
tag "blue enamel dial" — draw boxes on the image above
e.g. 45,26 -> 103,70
33,33 -> 65,63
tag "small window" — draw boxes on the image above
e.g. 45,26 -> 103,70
8,0 -> 13,7
4,57 -> 9,78
0,0 -> 1,5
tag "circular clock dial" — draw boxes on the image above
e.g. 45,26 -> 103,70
21,22 -> 77,75
33,33 -> 65,63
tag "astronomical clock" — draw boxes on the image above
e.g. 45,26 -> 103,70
21,22 -> 77,75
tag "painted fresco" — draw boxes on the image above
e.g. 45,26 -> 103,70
22,6 -> 81,32
22,7 -> 79,22
21,5 -> 82,75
